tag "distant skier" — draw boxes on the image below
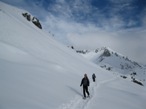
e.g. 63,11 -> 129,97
80,74 -> 90,99
92,73 -> 96,82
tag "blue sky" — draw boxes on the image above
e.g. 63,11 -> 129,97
1,0 -> 146,64
1,0 -> 146,29
37,0 -> 144,29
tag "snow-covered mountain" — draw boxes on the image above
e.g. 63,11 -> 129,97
76,47 -> 146,86
0,2 -> 146,109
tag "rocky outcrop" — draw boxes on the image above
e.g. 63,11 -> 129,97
102,48 -> 111,57
32,17 -> 42,29
22,12 -> 42,29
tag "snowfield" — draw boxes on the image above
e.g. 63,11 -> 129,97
79,47 -> 146,86
0,1 -> 146,109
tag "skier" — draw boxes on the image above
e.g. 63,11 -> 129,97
80,74 -> 90,99
92,73 -> 96,82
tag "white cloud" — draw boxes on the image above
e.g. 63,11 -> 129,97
2,0 -> 146,64
68,27 -> 146,64
42,3 -> 146,64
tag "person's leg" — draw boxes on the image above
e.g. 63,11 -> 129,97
93,78 -> 95,82
83,86 -> 86,98
85,86 -> 90,96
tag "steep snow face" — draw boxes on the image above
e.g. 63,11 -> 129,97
0,1 -> 83,108
0,2 -> 112,109
0,2 -> 146,109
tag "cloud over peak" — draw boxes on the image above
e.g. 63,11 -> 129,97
1,0 -> 146,64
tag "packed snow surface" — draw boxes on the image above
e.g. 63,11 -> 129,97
0,2 -> 146,109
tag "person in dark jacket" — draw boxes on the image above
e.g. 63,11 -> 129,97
80,74 -> 90,98
92,73 -> 96,82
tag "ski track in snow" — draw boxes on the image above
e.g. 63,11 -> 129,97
58,77 -> 116,109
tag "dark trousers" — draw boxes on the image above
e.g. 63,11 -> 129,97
93,78 -> 95,82
83,85 -> 90,97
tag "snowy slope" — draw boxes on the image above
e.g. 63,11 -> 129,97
78,47 -> 146,85
0,2 -> 146,109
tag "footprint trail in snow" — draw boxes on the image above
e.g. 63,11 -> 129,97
58,85 -> 95,109
58,78 -> 116,109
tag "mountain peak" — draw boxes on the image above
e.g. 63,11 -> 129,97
75,46 -> 145,85
1,2 -> 146,109
99,47 -> 111,57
